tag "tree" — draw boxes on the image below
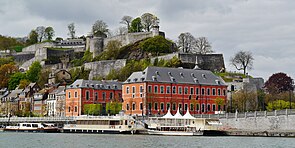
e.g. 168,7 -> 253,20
266,100 -> 295,111
177,32 -> 196,53
130,17 -> 143,32
139,36 -> 172,54
194,37 -> 213,54
230,50 -> 254,75
36,26 -> 46,42
264,72 -> 294,94
37,69 -> 50,88
19,79 -> 30,89
232,89 -> 257,112
44,27 -> 55,40
215,97 -> 225,111
92,20 -> 109,37
141,13 -> 159,32
28,30 -> 38,44
114,26 -> 128,36
120,16 -> 133,32
8,72 -> 27,90
67,23 -> 76,39
0,63 -> 17,88
26,61 -> 42,82
83,104 -> 101,115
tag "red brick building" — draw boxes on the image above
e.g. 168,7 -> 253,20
122,67 -> 227,116
65,79 -> 122,116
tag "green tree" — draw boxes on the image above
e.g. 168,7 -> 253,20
8,72 -> 27,90
139,36 -> 172,54
83,104 -> 101,115
0,57 -> 14,66
0,63 -> 18,88
106,102 -> 122,115
37,69 -> 50,88
70,66 -> 90,82
19,79 -> 30,89
266,100 -> 295,111
130,17 -> 143,32
44,27 -> 55,40
28,30 -> 38,44
26,61 -> 42,82
215,97 -> 225,111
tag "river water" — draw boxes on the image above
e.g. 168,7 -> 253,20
0,132 -> 294,148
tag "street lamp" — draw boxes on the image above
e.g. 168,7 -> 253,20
290,80 -> 294,109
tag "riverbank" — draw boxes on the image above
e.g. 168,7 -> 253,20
224,130 -> 295,137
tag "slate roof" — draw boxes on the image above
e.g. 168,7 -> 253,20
125,67 -> 226,86
7,89 -> 23,98
67,79 -> 122,90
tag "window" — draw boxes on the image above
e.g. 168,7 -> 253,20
148,85 -> 152,93
190,87 -> 194,94
213,104 -> 216,112
95,92 -> 98,101
207,104 -> 211,111
140,102 -> 143,110
75,91 -> 77,98
140,86 -> 143,93
68,107 -> 71,112
132,103 -> 136,110
184,87 -> 188,94
218,89 -> 221,96
148,103 -> 152,110
154,86 -> 158,94
179,104 -> 182,111
102,92 -> 106,101
167,103 -> 170,110
166,86 -> 171,94
68,92 -> 71,98
132,86 -> 135,93
126,87 -> 130,94
110,92 -> 113,100
212,88 -> 216,96
190,104 -> 194,111
160,86 -> 164,94
75,106 -> 78,112
178,86 -> 182,94
201,104 -> 205,112
223,89 -> 226,96
126,104 -> 129,110
154,102 -> 158,110
201,88 -> 205,95
207,88 -> 210,96
196,88 -> 199,95
160,103 -> 164,111
172,103 -> 176,110
86,91 -> 90,100
218,105 -> 221,111
196,104 -> 199,111
184,104 -> 188,111
172,86 -> 176,94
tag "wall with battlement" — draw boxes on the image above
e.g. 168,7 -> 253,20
84,59 -> 127,80
22,42 -> 54,53
104,32 -> 153,47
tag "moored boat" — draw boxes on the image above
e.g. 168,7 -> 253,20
4,123 -> 59,132
62,115 -> 136,134
146,108 -> 222,136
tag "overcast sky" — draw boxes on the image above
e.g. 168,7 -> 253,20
0,0 -> 294,81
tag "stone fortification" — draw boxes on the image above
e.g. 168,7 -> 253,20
104,32 -> 153,47
88,37 -> 104,58
151,53 -> 225,72
22,42 -> 54,53
13,53 -> 35,63
84,59 -> 127,80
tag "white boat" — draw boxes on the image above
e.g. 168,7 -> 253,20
146,108 -> 222,136
4,123 -> 59,132
62,115 -> 136,134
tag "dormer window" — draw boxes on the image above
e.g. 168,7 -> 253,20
152,76 -> 157,81
180,72 -> 184,77
194,78 -> 199,83
127,79 -> 131,82
191,73 -> 195,78
202,74 -> 206,79
215,80 -> 221,85
134,78 -> 138,82
142,71 -> 146,75
155,71 -> 159,75
168,72 -> 172,76
170,77 -> 175,82
141,77 -> 145,81
100,84 -> 104,88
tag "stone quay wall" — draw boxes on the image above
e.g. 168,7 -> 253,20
207,109 -> 295,131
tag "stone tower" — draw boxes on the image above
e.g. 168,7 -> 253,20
152,25 -> 160,37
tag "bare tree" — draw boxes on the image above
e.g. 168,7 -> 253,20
120,16 -> 133,32
67,23 -> 76,39
114,26 -> 128,36
36,26 -> 46,42
230,50 -> 254,75
92,20 -> 109,37
194,37 -> 213,54
177,32 -> 196,53
141,13 -> 159,32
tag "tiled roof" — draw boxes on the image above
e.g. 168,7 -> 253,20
67,79 -> 122,90
7,89 -> 23,98
125,67 -> 226,86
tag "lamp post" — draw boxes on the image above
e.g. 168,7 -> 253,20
290,80 -> 294,109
